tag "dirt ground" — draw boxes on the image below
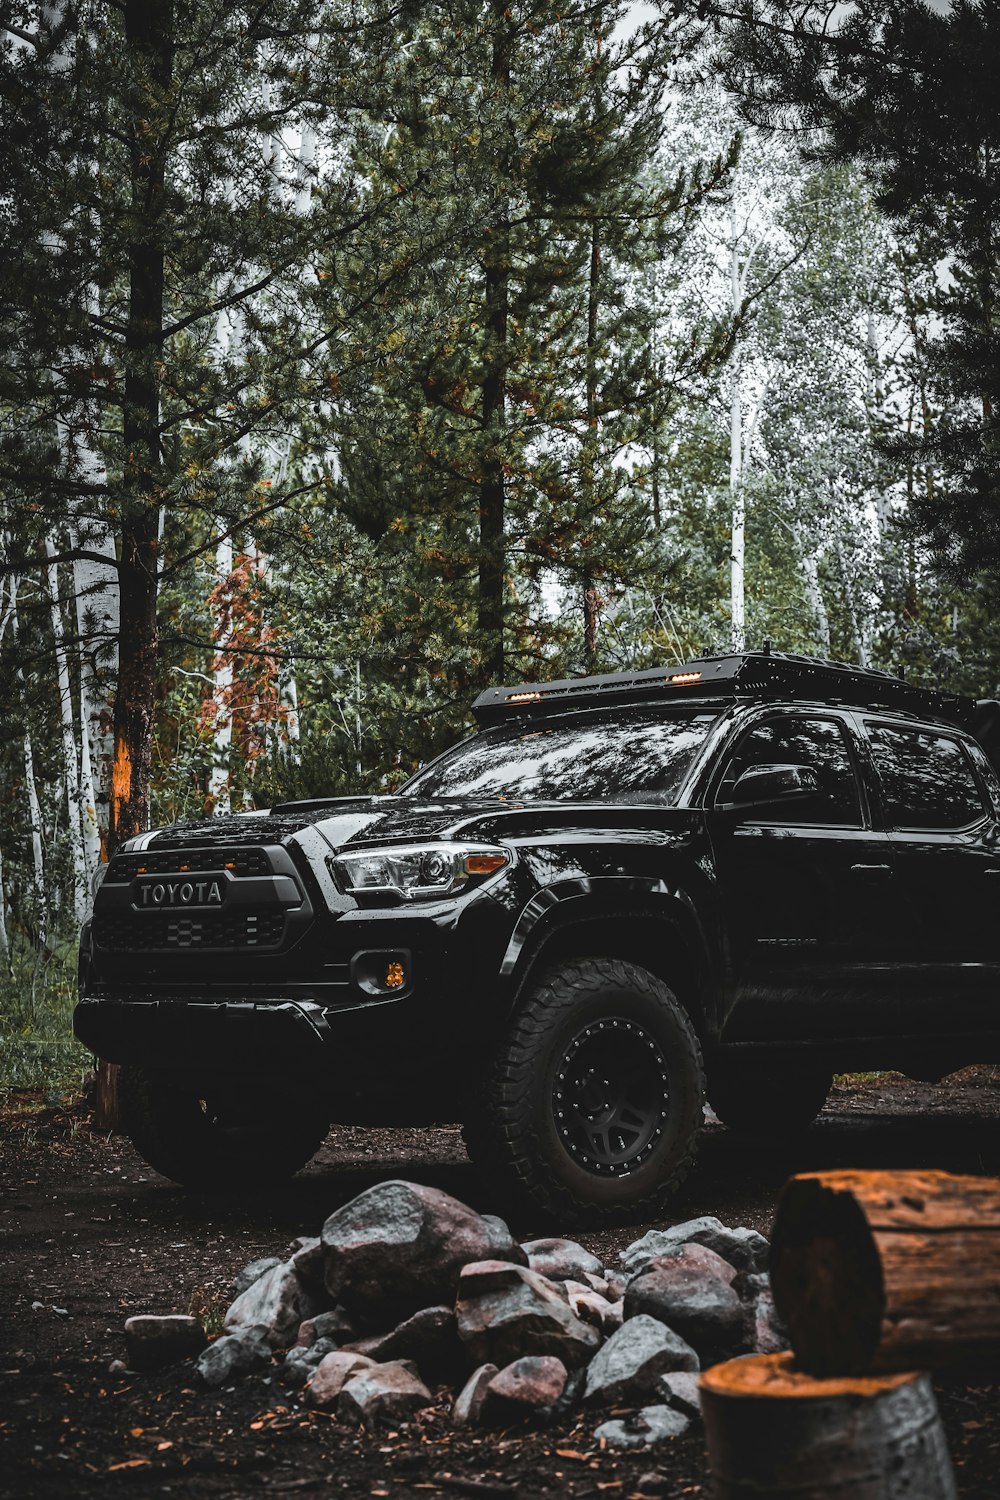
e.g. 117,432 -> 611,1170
2,1070 -> 1000,1500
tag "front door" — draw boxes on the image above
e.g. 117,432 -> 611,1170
709,710 -> 898,1043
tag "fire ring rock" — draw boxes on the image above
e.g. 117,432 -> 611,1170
455,1259 -> 600,1370
321,1180 -> 516,1321
337,1360 -> 433,1427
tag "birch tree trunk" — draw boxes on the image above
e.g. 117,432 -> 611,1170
7,583 -> 48,942
208,531 -> 234,814
44,538 -> 89,920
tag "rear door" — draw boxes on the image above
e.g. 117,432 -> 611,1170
860,716 -> 1000,1037
709,709 -> 898,1042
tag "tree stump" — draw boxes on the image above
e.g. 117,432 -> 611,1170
770,1168 -> 1000,1375
701,1352 -> 956,1500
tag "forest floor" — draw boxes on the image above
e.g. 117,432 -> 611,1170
2,1069 -> 1000,1500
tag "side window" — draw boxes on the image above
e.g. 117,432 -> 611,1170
718,715 -> 863,827
866,723 -> 986,830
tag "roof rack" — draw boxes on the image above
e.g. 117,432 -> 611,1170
471,651 -> 973,728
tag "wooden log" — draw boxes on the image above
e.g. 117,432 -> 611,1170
770,1168 -> 1000,1375
701,1351 -> 957,1500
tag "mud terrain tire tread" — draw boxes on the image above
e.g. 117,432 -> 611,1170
470,957 -> 704,1227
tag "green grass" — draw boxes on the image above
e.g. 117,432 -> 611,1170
0,933 -> 92,1105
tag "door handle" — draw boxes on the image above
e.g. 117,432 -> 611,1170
984,869 -> 1000,877
850,863 -> 893,879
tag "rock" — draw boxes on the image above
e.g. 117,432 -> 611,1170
482,1356 -> 569,1424
296,1307 -> 355,1349
594,1404 -> 690,1449
583,1272 -> 611,1297
604,1274 -> 627,1303
289,1237 -> 326,1299
108,1359 -> 128,1375
124,1314 -> 206,1372
658,1370 -> 702,1419
304,1350 -> 376,1409
345,1305 -> 462,1379
563,1282 -> 623,1335
452,1363 -> 500,1428
734,1271 -> 788,1355
624,1247 -> 745,1364
321,1180 -> 515,1321
655,1242 -> 738,1286
521,1237 -> 604,1282
224,1261 -> 318,1349
338,1360 -> 433,1427
455,1259 -> 600,1370
195,1330 -> 271,1388
281,1338 -> 338,1387
583,1314 -> 698,1407
232,1256 -> 282,1300
481,1214 -> 527,1265
620,1218 -> 768,1278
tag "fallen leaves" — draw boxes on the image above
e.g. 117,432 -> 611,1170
107,1458 -> 151,1472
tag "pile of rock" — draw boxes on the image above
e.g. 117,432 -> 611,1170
122,1180 -> 785,1449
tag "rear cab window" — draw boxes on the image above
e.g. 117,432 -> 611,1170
864,721 -> 987,830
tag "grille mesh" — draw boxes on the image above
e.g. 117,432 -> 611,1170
94,911 -> 285,952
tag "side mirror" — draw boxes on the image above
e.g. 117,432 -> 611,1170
730,762 -> 822,805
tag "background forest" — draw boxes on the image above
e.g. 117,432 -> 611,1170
2,0 -> 999,1090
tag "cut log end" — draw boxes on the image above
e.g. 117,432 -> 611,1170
769,1175 -> 885,1375
702,1353 -> 957,1500
770,1169 -> 1000,1376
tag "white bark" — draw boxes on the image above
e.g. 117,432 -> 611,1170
45,536 -> 89,918
7,583 -> 47,940
0,847 -> 10,973
208,531 -> 234,815
799,538 -> 832,657
835,540 -> 870,668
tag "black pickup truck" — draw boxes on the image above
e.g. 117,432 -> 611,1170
75,651 -> 1000,1224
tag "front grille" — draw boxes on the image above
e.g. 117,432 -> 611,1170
109,849 -> 270,880
93,911 -> 286,952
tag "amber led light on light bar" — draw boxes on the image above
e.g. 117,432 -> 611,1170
507,690 -> 544,704
670,671 -> 703,685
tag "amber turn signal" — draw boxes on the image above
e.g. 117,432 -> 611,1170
465,852 -> 507,875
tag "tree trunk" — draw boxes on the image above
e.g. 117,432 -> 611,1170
44,535 -> 90,920
770,1168 -> 1000,1375
477,10 -> 510,687
702,1352 -> 956,1500
111,0 -> 173,851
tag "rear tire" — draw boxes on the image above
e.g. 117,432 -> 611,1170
707,1055 -> 832,1133
465,957 -> 705,1227
119,1067 -> 329,1187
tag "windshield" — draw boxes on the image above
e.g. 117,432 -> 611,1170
402,708 -> 721,804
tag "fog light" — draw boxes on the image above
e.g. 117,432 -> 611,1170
351,948 -> 413,997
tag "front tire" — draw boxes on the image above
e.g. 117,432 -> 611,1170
466,958 -> 705,1227
119,1067 -> 329,1188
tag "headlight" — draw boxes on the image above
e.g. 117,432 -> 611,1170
330,843 -> 510,902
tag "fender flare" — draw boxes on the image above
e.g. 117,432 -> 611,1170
498,876 -> 719,1034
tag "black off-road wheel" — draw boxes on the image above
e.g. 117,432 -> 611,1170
119,1067 -> 330,1188
465,957 -> 705,1227
707,1054 -> 833,1134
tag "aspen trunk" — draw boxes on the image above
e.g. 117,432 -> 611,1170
45,536 -> 90,920
702,1352 -> 956,1500
770,1168 -> 1000,1375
